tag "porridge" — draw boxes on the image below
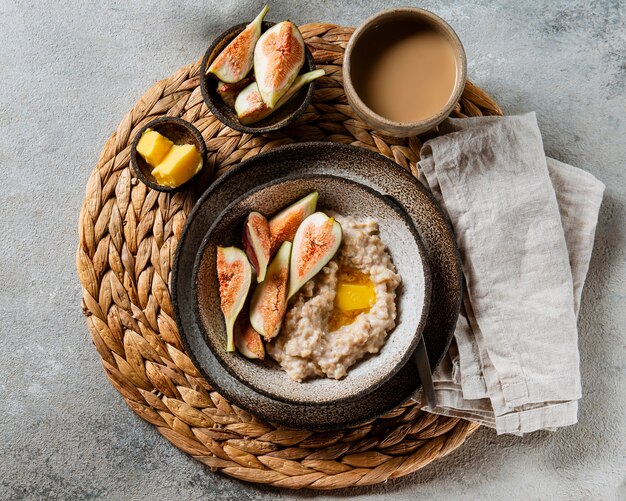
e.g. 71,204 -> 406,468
266,215 -> 401,381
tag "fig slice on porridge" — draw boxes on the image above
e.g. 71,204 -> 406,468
268,191 -> 318,255
250,240 -> 292,340
234,308 -> 265,360
242,211 -> 272,282
288,212 -> 342,299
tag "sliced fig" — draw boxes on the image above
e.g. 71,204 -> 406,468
249,241 -> 292,341
288,212 -> 342,299
254,21 -> 305,108
268,191 -> 318,255
216,246 -> 252,352
207,5 -> 269,83
216,74 -> 254,108
235,69 -> 325,124
234,83 -> 266,125
242,211 -> 271,282
234,311 -> 265,359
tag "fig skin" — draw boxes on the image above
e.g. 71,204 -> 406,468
207,5 -> 269,83
254,21 -> 305,108
288,212 -> 342,299
268,191 -> 319,255
249,241 -> 292,341
234,310 -> 265,359
216,74 -> 255,108
235,69 -> 325,125
242,211 -> 271,282
216,246 -> 253,352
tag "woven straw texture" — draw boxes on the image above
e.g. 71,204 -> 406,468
77,24 -> 502,490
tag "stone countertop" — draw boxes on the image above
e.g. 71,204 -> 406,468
1,1 -> 624,499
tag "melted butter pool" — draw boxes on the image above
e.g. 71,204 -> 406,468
328,267 -> 376,331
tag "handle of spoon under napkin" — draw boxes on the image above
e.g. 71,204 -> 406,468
414,336 -> 437,410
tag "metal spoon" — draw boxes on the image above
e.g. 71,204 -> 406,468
414,336 -> 437,410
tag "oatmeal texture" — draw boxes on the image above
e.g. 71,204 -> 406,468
266,215 -> 401,382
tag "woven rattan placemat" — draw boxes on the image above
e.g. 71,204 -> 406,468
77,23 -> 502,490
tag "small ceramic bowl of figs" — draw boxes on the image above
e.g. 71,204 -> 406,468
200,6 -> 320,134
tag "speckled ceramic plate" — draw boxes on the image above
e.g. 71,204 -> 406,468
192,174 -> 431,406
172,143 -> 462,430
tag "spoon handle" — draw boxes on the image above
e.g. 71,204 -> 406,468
415,336 -> 437,410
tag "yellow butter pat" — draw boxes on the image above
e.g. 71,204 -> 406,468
335,282 -> 376,311
151,144 -> 202,188
136,129 -> 173,167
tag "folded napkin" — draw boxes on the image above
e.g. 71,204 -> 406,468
412,112 -> 604,435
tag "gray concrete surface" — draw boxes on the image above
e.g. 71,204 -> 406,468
1,0 -> 624,499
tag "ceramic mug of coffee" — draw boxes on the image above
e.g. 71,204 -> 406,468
343,8 -> 467,137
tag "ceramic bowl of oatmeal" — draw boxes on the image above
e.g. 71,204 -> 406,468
192,174 -> 431,405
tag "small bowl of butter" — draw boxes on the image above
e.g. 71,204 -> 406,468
130,117 -> 210,192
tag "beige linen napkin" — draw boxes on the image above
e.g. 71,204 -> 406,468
413,113 -> 604,435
